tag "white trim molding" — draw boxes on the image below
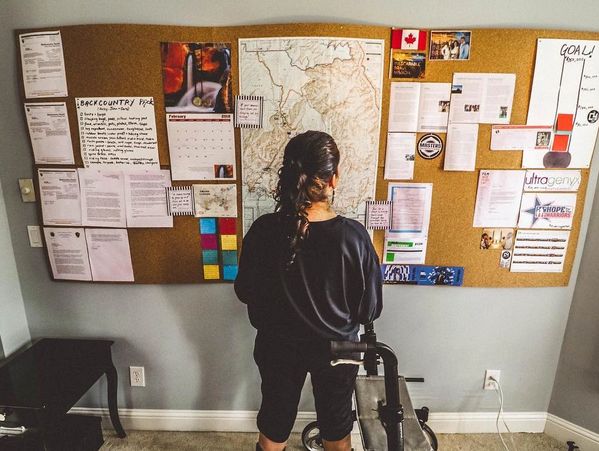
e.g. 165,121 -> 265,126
70,407 -> 547,434
545,414 -> 599,451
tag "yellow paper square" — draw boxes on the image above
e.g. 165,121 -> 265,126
220,234 -> 237,250
203,264 -> 220,280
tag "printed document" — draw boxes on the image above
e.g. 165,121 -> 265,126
24,102 -> 74,164
85,229 -> 134,282
19,31 -> 68,98
510,230 -> 570,273
444,123 -> 479,171
78,169 -> 126,227
384,132 -> 416,180
38,168 -> 81,226
43,227 -> 91,281
473,170 -> 525,227
124,170 -> 173,228
388,82 -> 451,132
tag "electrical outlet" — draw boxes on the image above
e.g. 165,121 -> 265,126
130,366 -> 145,387
483,369 -> 501,390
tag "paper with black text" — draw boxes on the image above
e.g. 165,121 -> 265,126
510,229 -> 570,273
449,73 -> 515,124
444,123 -> 479,171
38,168 -> 82,226
19,31 -> 68,98
388,82 -> 451,132
491,125 -> 552,151
384,132 -> 416,180
388,83 -> 420,132
524,170 -> 581,192
124,170 -> 173,228
78,169 -> 126,227
43,227 -> 91,281
85,229 -> 134,282
473,170 -> 525,227
24,102 -> 74,164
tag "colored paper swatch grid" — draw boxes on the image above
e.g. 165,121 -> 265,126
199,217 -> 239,281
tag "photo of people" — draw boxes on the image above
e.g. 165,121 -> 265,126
430,31 -> 472,60
536,131 -> 551,147
439,100 -> 450,112
390,51 -> 426,79
161,42 -> 232,113
480,228 -> 514,250
499,106 -> 508,119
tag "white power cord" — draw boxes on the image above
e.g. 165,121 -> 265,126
489,376 -> 519,451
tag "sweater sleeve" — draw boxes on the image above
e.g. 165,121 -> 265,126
234,222 -> 259,305
357,236 -> 383,325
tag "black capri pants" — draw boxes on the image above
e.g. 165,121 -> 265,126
253,330 -> 359,443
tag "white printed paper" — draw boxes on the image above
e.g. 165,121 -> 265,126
38,168 -> 81,226
444,123 -> 479,171
491,125 -> 552,151
124,170 -> 173,228
365,201 -> 392,230
388,82 -> 451,132
24,102 -> 74,164
78,169 -> 126,227
388,183 -> 432,233
510,229 -> 570,273
234,95 -> 263,128
518,192 -> 577,229
473,170 -> 525,227
524,170 -> 581,192
19,31 -> 68,98
76,97 -> 159,168
166,186 -> 195,216
384,133 -> 416,180
85,229 -> 134,282
449,73 -> 516,124
524,38 -> 599,168
193,184 -> 238,217
43,227 -> 91,281
383,233 -> 428,264
166,113 -> 236,180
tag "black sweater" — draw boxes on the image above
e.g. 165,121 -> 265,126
234,213 -> 383,340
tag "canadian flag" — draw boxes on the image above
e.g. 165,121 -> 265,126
391,29 -> 427,51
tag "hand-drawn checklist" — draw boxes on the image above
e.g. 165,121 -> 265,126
76,97 -> 159,168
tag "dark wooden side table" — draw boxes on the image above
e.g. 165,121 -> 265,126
0,338 -> 126,440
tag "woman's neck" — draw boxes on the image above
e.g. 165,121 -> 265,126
305,202 -> 336,222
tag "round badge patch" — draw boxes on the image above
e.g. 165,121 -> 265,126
417,134 -> 443,159
588,110 -> 599,124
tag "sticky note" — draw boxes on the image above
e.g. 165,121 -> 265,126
202,250 -> 219,265
199,218 -> 217,234
218,218 -> 237,234
201,234 -> 218,249
203,264 -> 220,280
220,234 -> 237,250
552,134 -> 569,152
222,250 -> 238,265
556,113 -> 574,132
223,265 -> 238,281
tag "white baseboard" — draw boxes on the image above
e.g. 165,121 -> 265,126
545,414 -> 599,451
69,407 -> 546,434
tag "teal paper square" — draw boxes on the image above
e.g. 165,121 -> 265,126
222,250 -> 238,266
202,250 -> 219,265
223,265 -> 238,281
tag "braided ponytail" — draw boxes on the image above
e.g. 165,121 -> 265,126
274,131 -> 340,268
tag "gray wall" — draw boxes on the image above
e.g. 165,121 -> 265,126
549,185 -> 599,432
2,0 -> 599,415
0,183 -> 31,356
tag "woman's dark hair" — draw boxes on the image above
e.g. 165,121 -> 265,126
274,130 -> 340,267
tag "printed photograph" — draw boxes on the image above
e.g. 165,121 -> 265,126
390,51 -> 426,79
499,106 -> 508,119
214,164 -> 234,179
439,100 -> 450,112
536,131 -> 551,147
161,42 -> 232,113
430,31 -> 471,60
480,228 -> 514,250
451,84 -> 463,94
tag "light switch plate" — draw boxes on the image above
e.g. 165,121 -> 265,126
18,179 -> 36,202
27,225 -> 43,247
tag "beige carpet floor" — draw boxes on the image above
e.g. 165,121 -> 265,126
101,431 -> 567,450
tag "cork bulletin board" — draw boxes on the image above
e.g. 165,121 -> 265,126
16,24 -> 598,286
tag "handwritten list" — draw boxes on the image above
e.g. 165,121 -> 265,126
76,97 -> 159,167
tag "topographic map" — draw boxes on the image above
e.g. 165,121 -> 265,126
193,184 -> 237,218
239,37 -> 384,234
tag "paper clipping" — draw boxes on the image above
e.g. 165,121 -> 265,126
78,169 -> 126,228
473,170 -> 525,228
124,170 -> 173,228
19,31 -> 68,98
76,97 -> 159,168
384,133 -> 416,180
43,227 -> 91,281
491,125 -> 552,151
24,102 -> 74,164
193,184 -> 238,217
518,193 -> 577,229
510,230 -> 570,273
38,168 -> 81,226
85,229 -> 134,282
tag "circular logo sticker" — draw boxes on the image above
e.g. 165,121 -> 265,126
417,134 -> 443,159
588,110 -> 599,123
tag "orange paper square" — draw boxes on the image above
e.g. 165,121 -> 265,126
556,113 -> 574,132
552,134 -> 569,152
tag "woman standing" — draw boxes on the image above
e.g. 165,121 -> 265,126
235,131 -> 383,451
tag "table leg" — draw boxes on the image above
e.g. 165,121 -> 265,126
106,365 -> 127,438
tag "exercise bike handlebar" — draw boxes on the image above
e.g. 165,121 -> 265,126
330,340 -> 369,355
